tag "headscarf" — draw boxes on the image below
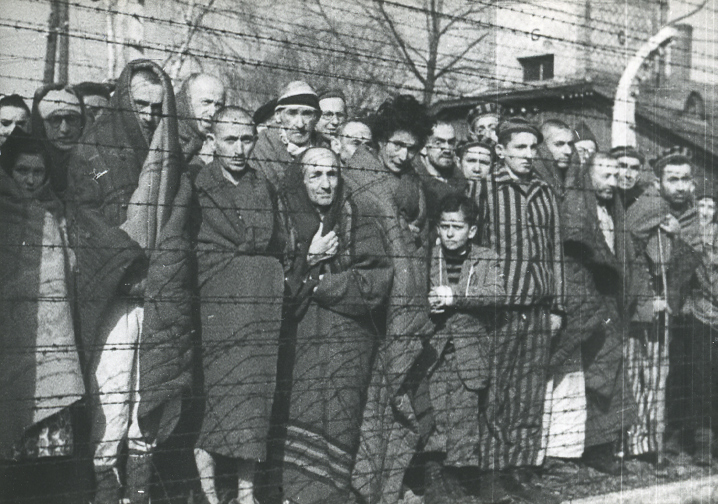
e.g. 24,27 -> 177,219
31,84 -> 86,196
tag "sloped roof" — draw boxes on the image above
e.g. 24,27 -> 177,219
431,78 -> 718,157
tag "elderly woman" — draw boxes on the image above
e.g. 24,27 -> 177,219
0,130 -> 84,502
277,147 -> 392,504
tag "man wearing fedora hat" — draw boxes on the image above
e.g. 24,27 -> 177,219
252,81 -> 320,189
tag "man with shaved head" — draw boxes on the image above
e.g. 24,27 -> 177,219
194,107 -> 285,504
176,73 -> 226,166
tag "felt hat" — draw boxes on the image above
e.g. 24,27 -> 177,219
275,81 -> 319,111
610,145 -> 645,164
574,121 -> 597,145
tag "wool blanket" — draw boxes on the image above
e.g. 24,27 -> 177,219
67,59 -> 192,440
194,160 -> 285,459
278,162 -> 392,503
0,175 -> 84,459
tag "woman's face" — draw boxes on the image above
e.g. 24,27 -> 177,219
378,130 -> 420,174
698,197 -> 716,227
12,153 -> 46,194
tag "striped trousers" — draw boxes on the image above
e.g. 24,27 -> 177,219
479,306 -> 551,471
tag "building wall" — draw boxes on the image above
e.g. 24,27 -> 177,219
491,0 -> 663,88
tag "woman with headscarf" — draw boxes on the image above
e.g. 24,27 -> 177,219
277,147 -> 392,504
31,84 -> 86,198
0,129 -> 85,503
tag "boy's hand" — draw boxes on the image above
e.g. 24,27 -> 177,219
653,296 -> 672,315
429,285 -> 453,313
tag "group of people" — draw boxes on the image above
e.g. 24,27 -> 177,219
0,58 -> 716,504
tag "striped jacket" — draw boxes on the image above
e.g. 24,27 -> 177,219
483,163 -> 565,311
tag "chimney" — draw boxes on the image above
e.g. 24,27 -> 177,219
665,23 -> 692,84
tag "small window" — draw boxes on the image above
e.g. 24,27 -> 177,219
684,92 -> 705,120
519,54 -> 554,82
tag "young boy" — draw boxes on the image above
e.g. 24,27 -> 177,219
424,194 -> 504,496
459,140 -> 494,184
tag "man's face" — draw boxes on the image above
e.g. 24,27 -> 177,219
438,211 -> 476,252
616,155 -> 642,191
334,121 -> 371,163
130,74 -> 163,137
698,197 -> 716,228
316,97 -> 346,141
190,76 -> 225,136
279,106 -> 318,146
471,114 -> 499,145
83,95 -> 110,123
379,130 -> 420,174
43,111 -> 83,151
211,118 -> 256,175
574,139 -> 597,166
12,153 -> 46,194
461,146 -> 492,181
660,163 -> 693,208
303,159 -> 339,208
590,157 -> 618,202
425,123 -> 457,172
0,106 -> 30,146
495,132 -> 538,178
543,126 -> 574,170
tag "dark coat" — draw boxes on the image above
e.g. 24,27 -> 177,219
413,156 -> 466,229
278,161 -> 392,501
426,244 -> 504,466
194,160 -> 285,459
252,126 -> 307,189
344,146 -> 433,503
556,163 -> 639,446
66,60 -> 193,439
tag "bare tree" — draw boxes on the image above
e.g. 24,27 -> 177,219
313,0 -> 494,104
163,0 -> 217,79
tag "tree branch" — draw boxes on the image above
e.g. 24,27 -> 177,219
435,32 -> 488,79
373,0 -> 426,85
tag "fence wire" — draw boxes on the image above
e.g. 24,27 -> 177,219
0,1 -> 717,504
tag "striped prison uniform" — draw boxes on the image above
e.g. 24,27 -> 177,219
479,163 -> 565,471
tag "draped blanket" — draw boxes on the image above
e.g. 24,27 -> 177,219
195,161 -> 285,459
557,161 -> 638,447
344,146 -> 433,503
0,176 -> 84,459
67,59 -> 192,439
278,161 -> 392,502
626,187 -> 701,312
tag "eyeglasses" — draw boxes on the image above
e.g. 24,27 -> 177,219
44,114 -> 82,129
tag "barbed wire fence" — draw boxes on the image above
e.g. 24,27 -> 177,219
0,1 -> 717,503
